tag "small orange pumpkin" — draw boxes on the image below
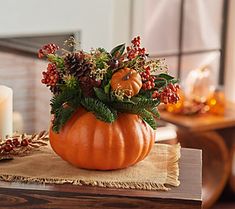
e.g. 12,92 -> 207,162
111,68 -> 142,97
49,108 -> 155,170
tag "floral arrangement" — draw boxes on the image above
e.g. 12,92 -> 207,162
39,36 -> 179,132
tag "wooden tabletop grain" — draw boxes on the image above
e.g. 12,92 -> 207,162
0,148 -> 202,209
160,108 -> 235,132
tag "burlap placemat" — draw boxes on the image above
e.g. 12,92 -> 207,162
0,143 -> 180,191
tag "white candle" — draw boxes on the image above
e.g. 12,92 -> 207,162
0,85 -> 13,139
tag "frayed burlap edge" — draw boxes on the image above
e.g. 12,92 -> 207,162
0,175 -> 169,191
0,144 -> 181,191
166,143 -> 181,187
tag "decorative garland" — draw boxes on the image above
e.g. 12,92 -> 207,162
0,131 -> 49,161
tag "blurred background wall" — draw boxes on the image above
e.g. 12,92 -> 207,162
0,0 -> 131,133
0,0 -> 234,133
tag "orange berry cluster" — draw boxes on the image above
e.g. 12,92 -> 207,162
38,43 -> 59,58
41,63 -> 59,87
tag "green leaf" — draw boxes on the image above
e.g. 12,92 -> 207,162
106,69 -> 113,79
158,73 -> 174,81
50,85 -> 81,132
60,108 -> 74,126
104,82 -> 111,94
131,97 -> 160,108
50,86 -> 81,114
112,102 -> 157,130
154,79 -> 167,88
154,76 -> 179,89
68,93 -> 81,109
110,107 -> 118,120
122,99 -> 136,105
110,43 -> 125,57
47,54 -> 64,69
148,107 -> 160,118
52,107 -> 75,133
94,87 -> 110,103
112,102 -> 138,113
112,97 -> 159,113
139,109 -> 157,130
138,89 -> 154,98
81,98 -> 115,123
170,79 -> 180,84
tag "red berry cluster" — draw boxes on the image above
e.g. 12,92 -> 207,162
127,36 -> 146,60
152,83 -> 180,104
41,63 -> 59,86
140,66 -> 156,90
38,43 -> 59,58
0,138 -> 29,153
131,36 -> 141,47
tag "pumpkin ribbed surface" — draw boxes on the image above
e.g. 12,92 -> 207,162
110,68 -> 142,97
49,108 -> 155,170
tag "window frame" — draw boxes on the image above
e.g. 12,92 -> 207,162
148,0 -> 229,85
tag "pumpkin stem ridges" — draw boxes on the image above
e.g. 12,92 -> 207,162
39,36 -> 180,133
122,71 -> 132,81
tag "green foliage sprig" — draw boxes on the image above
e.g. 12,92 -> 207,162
81,98 -> 116,123
50,83 -> 81,132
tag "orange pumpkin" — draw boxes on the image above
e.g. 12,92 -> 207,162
111,68 -> 142,97
49,108 -> 155,170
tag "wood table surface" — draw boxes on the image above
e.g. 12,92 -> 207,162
0,148 -> 202,209
160,105 -> 235,132
160,105 -> 235,209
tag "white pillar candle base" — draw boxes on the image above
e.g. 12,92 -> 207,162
0,85 -> 13,139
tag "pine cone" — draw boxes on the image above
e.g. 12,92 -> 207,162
79,76 -> 101,97
64,52 -> 92,79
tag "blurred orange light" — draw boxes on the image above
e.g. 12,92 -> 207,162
209,98 -> 217,106
207,91 -> 225,115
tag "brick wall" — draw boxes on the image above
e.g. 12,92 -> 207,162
34,59 -> 51,132
0,50 -> 51,134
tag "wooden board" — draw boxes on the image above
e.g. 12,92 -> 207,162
0,148 -> 202,209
